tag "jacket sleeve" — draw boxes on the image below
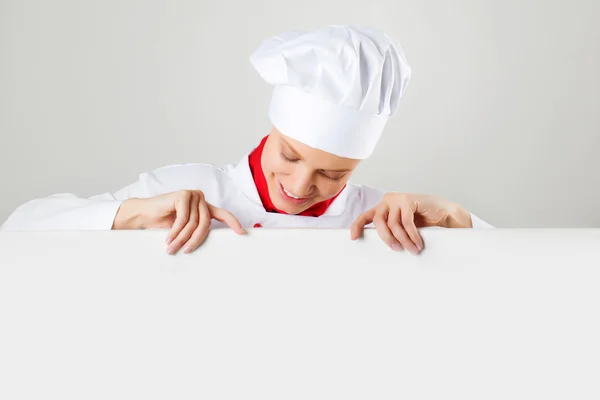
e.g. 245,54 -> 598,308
1,180 -> 148,231
0,163 -> 223,231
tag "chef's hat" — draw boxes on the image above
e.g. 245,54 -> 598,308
250,25 -> 411,159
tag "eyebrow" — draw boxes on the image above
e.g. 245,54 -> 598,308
279,137 -> 353,173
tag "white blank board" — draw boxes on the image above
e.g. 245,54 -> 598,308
1,228 -> 600,399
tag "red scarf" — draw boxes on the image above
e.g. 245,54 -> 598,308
248,135 -> 344,217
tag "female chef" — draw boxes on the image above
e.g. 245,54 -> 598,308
0,25 -> 493,255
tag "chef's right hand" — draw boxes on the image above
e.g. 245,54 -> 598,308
112,190 -> 246,255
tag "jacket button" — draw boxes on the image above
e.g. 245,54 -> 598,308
253,223 -> 262,228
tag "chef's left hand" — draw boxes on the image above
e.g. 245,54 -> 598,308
350,192 -> 473,255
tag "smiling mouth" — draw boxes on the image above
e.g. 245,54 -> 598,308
278,181 -> 312,206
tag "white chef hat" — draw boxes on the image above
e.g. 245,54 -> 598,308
250,25 -> 411,159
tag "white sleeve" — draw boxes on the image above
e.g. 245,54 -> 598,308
470,212 -> 494,229
0,180 -> 147,231
0,163 -> 224,231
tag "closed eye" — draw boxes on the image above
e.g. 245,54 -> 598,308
280,152 -> 299,163
320,172 -> 345,182
281,151 -> 346,182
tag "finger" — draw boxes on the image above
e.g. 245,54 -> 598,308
183,198 -> 212,254
388,207 -> 419,255
350,208 -> 376,240
373,206 -> 402,251
208,204 -> 246,235
400,206 -> 424,252
168,193 -> 200,255
166,191 -> 192,245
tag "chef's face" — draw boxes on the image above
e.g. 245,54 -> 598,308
261,126 -> 360,215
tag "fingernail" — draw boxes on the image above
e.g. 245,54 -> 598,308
391,243 -> 402,252
417,243 -> 423,251
166,237 -> 173,245
183,246 -> 191,254
167,247 -> 176,255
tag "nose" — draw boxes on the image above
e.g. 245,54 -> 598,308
288,166 -> 315,197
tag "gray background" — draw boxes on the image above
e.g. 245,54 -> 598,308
1,0 -> 599,227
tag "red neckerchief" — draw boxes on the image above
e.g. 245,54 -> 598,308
248,135 -> 344,217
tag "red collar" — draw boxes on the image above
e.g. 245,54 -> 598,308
248,135 -> 344,217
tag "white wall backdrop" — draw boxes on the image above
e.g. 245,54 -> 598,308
1,0 -> 599,227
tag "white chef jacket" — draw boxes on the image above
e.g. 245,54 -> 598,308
0,153 -> 493,230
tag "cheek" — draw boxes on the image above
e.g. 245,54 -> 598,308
262,156 -> 292,178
